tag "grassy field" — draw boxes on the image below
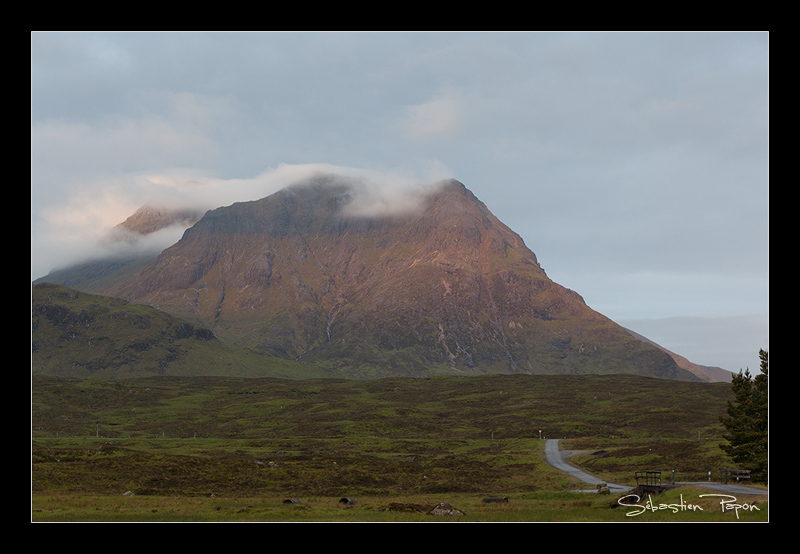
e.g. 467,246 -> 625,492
31,487 -> 768,522
31,373 -> 768,522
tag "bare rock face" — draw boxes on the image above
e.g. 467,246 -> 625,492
104,174 -> 692,380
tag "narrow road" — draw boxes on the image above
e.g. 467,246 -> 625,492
545,439 -> 768,496
545,439 -> 631,493
675,481 -> 768,496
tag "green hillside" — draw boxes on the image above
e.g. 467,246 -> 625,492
31,283 -> 330,380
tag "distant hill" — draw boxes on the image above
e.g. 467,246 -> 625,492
33,204 -> 205,294
31,282 -> 332,380
115,204 -> 205,236
624,327 -> 732,383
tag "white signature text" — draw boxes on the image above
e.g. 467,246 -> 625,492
618,493 -> 761,519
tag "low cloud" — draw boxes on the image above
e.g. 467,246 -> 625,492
31,163 -> 454,280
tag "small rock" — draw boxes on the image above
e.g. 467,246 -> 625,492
428,502 -> 465,516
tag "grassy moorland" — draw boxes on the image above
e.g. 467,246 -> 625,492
31,373 -> 768,522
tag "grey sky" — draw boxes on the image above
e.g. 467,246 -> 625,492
31,31 -> 769,372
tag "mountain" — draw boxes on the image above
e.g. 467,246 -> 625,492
41,174 -> 692,381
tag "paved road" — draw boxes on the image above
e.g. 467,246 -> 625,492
675,481 -> 768,496
545,439 -> 631,493
544,439 -> 768,496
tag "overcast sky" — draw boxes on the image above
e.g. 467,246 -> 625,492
31,31 -> 769,373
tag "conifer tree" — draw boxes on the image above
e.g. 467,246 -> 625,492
719,349 -> 768,482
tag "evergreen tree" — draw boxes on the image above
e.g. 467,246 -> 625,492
719,349 -> 768,482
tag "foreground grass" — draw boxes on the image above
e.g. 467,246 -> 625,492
31,436 -> 572,499
31,435 -> 767,522
31,487 -> 768,522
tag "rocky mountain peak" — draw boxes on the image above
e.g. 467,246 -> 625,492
117,205 -> 206,236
